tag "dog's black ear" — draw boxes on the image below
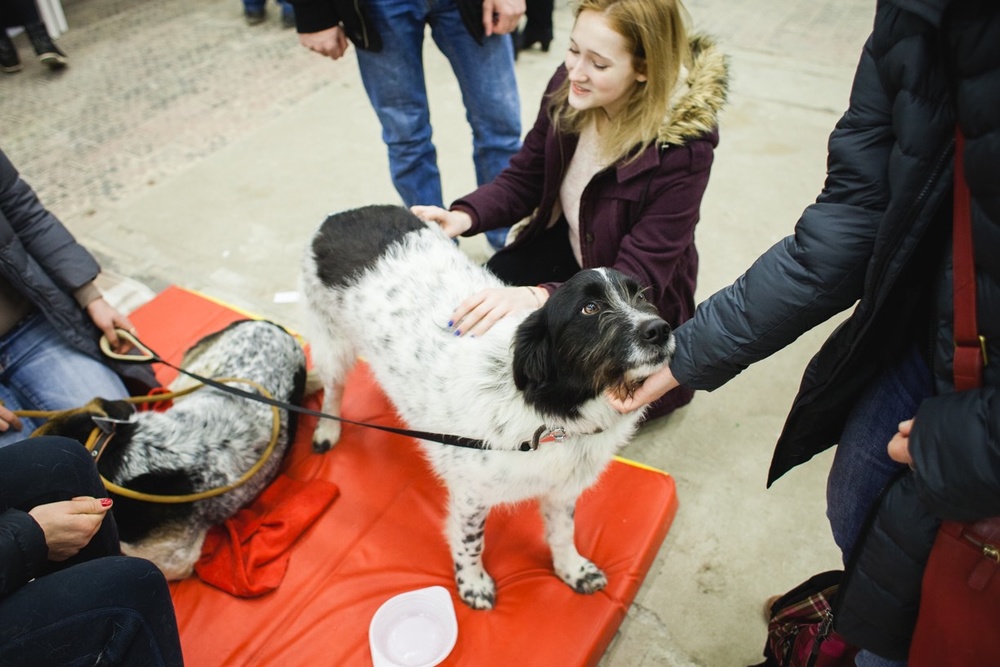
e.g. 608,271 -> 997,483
512,309 -> 554,393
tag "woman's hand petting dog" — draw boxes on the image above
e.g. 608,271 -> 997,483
447,286 -> 548,337
606,364 -> 680,413
29,497 -> 113,561
410,205 -> 473,238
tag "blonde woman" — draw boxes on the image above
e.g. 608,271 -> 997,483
413,0 -> 727,420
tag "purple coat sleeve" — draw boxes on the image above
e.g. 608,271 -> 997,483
452,71 -> 566,234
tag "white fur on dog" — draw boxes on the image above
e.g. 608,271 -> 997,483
301,207 -> 673,609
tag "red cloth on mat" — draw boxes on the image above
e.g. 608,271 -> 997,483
194,474 -> 340,597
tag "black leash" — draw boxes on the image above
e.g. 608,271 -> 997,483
102,329 -> 550,452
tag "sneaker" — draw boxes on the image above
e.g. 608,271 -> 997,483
24,23 -> 67,69
0,31 -> 22,73
244,9 -> 266,25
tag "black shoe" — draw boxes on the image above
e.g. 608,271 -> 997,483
244,9 -> 266,25
0,31 -> 22,73
24,22 -> 67,69
514,22 -> 552,53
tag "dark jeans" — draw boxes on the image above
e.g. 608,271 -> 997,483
0,437 -> 184,666
486,218 -> 581,287
825,345 -> 935,667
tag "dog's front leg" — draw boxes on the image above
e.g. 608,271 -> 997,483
446,494 -> 495,610
540,494 -> 607,594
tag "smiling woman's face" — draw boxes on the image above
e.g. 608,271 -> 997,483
564,9 -> 646,119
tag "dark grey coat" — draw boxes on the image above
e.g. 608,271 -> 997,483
668,0 -> 1000,657
0,148 -> 156,393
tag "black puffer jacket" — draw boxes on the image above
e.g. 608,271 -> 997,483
669,0 -> 1000,658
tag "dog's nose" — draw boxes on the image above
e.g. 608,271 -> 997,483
640,319 -> 672,346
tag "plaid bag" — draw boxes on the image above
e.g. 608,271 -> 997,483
754,570 -> 859,667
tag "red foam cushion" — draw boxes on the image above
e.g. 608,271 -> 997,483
128,286 -> 679,666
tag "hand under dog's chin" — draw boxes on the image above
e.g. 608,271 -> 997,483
609,373 -> 649,401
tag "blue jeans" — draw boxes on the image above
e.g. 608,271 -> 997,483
354,0 -> 521,250
826,345 -> 935,667
0,312 -> 128,447
243,0 -> 293,16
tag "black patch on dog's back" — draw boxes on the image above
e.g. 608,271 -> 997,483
311,205 -> 427,288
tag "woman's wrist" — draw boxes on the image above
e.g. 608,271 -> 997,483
525,286 -> 547,308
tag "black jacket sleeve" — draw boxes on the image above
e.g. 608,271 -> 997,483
0,509 -> 48,600
910,387 -> 1000,521
669,34 -> 891,390
288,0 -> 382,51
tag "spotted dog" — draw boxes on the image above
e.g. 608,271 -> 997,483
35,320 -> 307,580
300,205 -> 674,609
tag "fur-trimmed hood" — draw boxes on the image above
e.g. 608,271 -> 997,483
656,34 -> 730,147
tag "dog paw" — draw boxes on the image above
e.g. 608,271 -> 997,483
311,421 -> 341,453
456,569 -> 496,610
559,559 -> 608,595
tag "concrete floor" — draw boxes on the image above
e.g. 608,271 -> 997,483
1,0 -> 877,664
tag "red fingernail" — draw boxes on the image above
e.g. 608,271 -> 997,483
100,498 -> 113,508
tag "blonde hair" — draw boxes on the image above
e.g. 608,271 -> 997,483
550,0 -> 691,164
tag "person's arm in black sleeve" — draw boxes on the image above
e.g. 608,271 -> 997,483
0,509 -> 48,600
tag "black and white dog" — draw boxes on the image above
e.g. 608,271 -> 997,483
35,320 -> 307,580
301,205 -> 674,610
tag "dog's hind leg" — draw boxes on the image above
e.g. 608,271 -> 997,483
540,494 -> 608,595
304,311 -> 355,453
122,524 -> 207,581
446,492 -> 495,610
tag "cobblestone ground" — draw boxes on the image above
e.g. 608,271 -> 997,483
1,0 -> 339,223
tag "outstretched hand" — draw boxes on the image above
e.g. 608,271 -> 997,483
449,286 -> 546,337
606,365 -> 679,413
28,497 -> 113,561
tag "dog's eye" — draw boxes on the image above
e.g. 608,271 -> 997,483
581,302 -> 600,316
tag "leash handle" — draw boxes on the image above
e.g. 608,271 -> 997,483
99,329 -> 157,363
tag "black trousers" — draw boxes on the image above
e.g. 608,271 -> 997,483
0,0 -> 43,29
0,437 -> 184,666
486,219 -> 581,287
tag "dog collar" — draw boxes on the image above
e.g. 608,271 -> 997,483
519,426 -> 568,451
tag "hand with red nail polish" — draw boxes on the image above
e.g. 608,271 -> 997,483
28,496 -> 114,562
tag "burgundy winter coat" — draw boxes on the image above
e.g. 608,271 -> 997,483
452,35 -> 729,419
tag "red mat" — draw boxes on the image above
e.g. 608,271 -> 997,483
128,286 -> 679,666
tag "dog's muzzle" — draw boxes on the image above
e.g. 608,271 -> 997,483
639,318 -> 672,347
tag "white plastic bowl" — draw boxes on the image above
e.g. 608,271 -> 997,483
368,586 -> 458,667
